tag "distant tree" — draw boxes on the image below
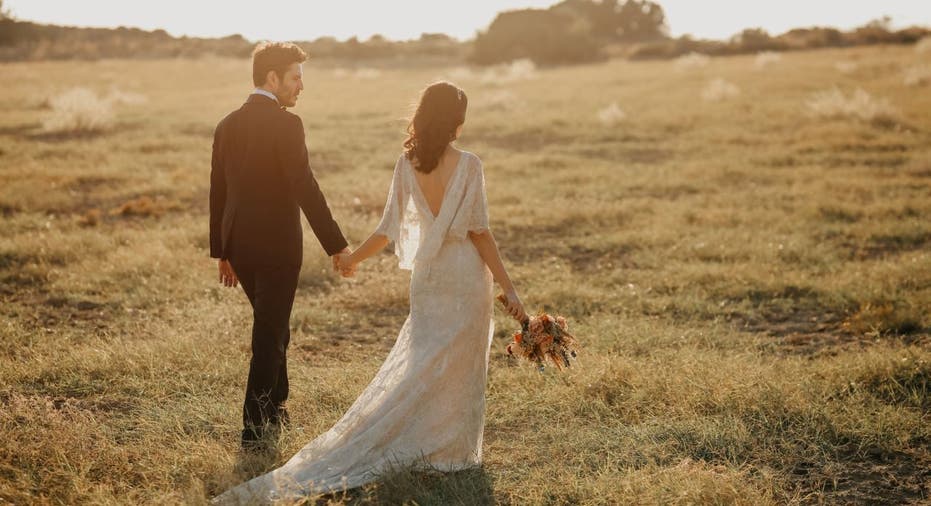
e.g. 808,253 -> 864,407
551,0 -> 668,43
731,28 -> 786,52
0,0 -> 11,20
419,33 -> 454,43
470,8 -> 602,65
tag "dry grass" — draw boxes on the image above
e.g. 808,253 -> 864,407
0,44 -> 929,505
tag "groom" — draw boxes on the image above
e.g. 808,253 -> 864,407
209,41 -> 352,450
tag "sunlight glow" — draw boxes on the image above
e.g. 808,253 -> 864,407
6,0 -> 931,42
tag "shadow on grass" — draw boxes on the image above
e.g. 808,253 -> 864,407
333,465 -> 495,506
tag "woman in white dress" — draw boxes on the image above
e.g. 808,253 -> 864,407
214,81 -> 526,504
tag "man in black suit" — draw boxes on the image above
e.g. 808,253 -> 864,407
209,41 -> 352,450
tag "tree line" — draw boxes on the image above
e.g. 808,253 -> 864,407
0,1 -> 927,64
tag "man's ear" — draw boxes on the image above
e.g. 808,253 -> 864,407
265,70 -> 279,90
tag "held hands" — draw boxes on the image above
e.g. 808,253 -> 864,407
218,259 -> 238,288
331,248 -> 357,278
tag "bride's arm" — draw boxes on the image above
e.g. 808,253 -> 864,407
341,233 -> 390,273
469,230 -> 527,322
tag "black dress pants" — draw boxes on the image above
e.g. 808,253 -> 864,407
229,258 -> 300,439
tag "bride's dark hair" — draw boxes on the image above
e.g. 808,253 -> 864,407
404,81 -> 467,174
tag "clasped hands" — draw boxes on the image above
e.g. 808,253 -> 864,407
331,248 -> 357,278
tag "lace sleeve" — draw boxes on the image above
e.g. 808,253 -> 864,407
374,155 -> 404,243
450,154 -> 490,239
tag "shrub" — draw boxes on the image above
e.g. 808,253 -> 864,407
916,36 -> 931,54
674,52 -> 710,70
903,65 -> 931,87
702,78 -> 740,102
597,102 -> 626,126
753,51 -> 782,70
805,88 -> 900,127
479,59 -> 537,84
42,87 -> 113,134
834,61 -> 858,74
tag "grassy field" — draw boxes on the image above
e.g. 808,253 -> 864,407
0,43 -> 929,505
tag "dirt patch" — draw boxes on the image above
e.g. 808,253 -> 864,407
0,202 -> 19,217
466,127 -> 576,152
786,448 -> 931,505
0,251 -> 57,296
572,145 -> 673,165
495,217 -> 633,270
136,142 -> 179,154
830,230 -> 931,260
719,286 -> 866,356
624,182 -> 702,200
565,244 -> 639,273
22,295 -> 120,329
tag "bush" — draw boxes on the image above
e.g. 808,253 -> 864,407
702,79 -> 740,102
903,65 -> 931,87
805,88 -> 900,128
42,87 -> 113,134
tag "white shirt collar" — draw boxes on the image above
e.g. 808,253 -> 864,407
251,88 -> 279,104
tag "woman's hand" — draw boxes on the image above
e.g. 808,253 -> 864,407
500,290 -> 527,324
335,252 -> 358,278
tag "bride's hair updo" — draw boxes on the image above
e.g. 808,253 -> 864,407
404,81 -> 467,174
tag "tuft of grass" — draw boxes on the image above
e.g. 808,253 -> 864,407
596,102 -> 626,126
42,87 -> 114,134
702,78 -> 740,102
903,64 -> 931,87
479,58 -> 537,84
834,61 -> 858,74
754,51 -> 782,70
915,36 -> 931,54
805,87 -> 901,127
674,52 -> 710,70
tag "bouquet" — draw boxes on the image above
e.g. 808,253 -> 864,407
497,294 -> 580,371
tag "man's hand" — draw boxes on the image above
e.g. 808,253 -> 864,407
335,253 -> 357,278
218,259 -> 238,288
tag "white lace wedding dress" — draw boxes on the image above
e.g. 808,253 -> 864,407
213,151 -> 495,504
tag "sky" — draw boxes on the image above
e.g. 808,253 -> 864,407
5,0 -> 931,42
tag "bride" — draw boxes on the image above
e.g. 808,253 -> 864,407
214,81 -> 527,504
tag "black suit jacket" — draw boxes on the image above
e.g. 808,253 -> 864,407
209,94 -> 347,266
